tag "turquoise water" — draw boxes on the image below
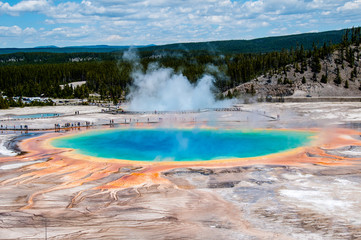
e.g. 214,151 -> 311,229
12,113 -> 61,119
51,129 -> 314,162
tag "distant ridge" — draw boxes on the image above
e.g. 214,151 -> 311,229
0,29 -> 348,55
34,45 -> 58,49
0,45 -> 154,54
138,29 -> 346,54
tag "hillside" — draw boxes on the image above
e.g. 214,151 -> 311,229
227,45 -> 361,99
0,29 -> 346,55
0,45 -> 144,55
139,29 -> 346,54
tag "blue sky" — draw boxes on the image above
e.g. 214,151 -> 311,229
0,0 -> 360,48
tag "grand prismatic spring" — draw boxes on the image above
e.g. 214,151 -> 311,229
51,128 -> 315,162
1,104 -> 361,239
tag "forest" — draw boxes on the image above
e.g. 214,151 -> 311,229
0,27 -> 360,109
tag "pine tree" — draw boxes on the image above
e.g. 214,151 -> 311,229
312,72 -> 317,82
301,60 -> 307,73
321,75 -> 327,83
352,66 -> 357,78
250,84 -> 256,95
295,62 -> 300,73
0,97 -> 9,109
334,67 -> 342,85
346,47 -> 354,67
227,90 -> 233,99
302,76 -> 306,84
311,43 -> 321,73
342,29 -> 350,47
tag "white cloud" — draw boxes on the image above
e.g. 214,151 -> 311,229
0,0 -> 360,47
42,25 -> 93,40
23,27 -> 37,35
337,0 -> 361,12
0,25 -> 22,36
321,11 -> 331,16
270,27 -> 288,35
105,34 -> 124,42
45,19 -> 55,24
0,25 -> 36,37
0,0 -> 49,15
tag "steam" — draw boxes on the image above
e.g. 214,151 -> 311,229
122,47 -> 140,63
127,65 -> 233,111
123,48 -> 233,111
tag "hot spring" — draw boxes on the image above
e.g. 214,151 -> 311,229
51,129 -> 315,162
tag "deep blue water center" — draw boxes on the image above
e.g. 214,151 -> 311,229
51,128 -> 314,162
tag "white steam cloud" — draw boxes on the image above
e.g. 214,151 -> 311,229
127,64 -> 233,111
122,47 -> 140,63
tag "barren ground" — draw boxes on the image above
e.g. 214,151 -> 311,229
0,103 -> 361,239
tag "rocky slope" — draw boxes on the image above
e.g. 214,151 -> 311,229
227,45 -> 361,98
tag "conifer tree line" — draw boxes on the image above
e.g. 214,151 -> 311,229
0,27 -> 360,109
